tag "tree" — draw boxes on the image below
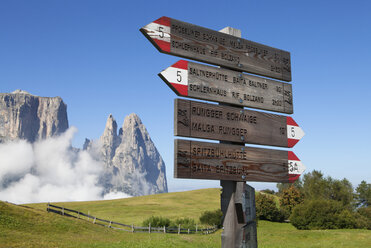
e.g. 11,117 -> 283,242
301,170 -> 329,199
256,193 -> 284,222
276,178 -> 302,194
301,170 -> 354,208
328,178 -> 354,207
279,186 -> 304,217
355,181 -> 371,207
261,189 -> 275,195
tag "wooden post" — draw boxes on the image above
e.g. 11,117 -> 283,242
109,221 -> 112,228
77,211 -> 80,219
47,203 -> 50,212
178,224 -> 181,235
62,207 -> 64,216
219,27 -> 257,248
132,224 -> 134,233
149,223 -> 151,233
163,226 -> 166,233
93,217 -> 96,224
196,224 -> 198,234
235,183 -> 258,247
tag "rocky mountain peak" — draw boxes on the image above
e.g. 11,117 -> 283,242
11,89 -> 33,95
121,113 -> 151,144
100,114 -> 119,162
123,113 -> 142,127
103,114 -> 118,137
88,113 -> 168,196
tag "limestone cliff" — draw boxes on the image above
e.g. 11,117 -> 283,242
0,90 -> 68,143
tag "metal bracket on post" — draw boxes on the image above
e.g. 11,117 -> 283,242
235,183 -> 258,247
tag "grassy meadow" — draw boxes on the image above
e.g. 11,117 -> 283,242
0,188 -> 370,247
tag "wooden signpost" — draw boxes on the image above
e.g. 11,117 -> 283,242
159,60 -> 293,114
175,99 -> 304,147
174,139 -> 305,183
140,17 -> 305,248
140,17 -> 292,81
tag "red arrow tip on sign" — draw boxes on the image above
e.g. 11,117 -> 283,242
289,174 -> 301,183
287,117 -> 305,148
153,16 -> 170,26
141,17 -> 171,52
159,60 -> 189,96
288,151 -> 306,183
171,60 -> 188,70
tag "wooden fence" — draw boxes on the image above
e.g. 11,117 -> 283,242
46,203 -> 218,235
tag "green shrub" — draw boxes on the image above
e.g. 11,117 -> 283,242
199,209 -> 223,227
280,206 -> 291,220
256,193 -> 285,222
142,216 -> 171,227
290,199 -> 351,230
335,209 -> 358,229
357,206 -> 371,219
356,206 -> 371,229
171,217 -> 196,229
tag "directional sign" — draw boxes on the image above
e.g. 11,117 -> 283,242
175,99 -> 304,148
159,60 -> 293,114
174,139 -> 305,183
140,17 -> 291,81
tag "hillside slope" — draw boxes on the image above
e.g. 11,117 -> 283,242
26,188 -> 221,225
1,188 -> 370,248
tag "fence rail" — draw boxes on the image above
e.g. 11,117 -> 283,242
47,203 -> 218,235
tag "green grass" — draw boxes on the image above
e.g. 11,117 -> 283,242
258,221 -> 371,248
26,188 -> 221,225
0,188 -> 369,248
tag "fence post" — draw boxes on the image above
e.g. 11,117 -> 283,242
93,217 -> 96,224
109,221 -> 112,228
132,224 -> 134,233
178,224 -> 181,235
47,203 -> 50,212
62,207 -> 64,216
188,228 -> 190,234
163,226 -> 166,233
77,211 -> 80,219
149,223 -> 151,233
196,224 -> 198,234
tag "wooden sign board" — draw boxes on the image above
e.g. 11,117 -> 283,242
175,99 -> 304,148
174,139 -> 305,183
140,17 -> 291,81
159,60 -> 293,114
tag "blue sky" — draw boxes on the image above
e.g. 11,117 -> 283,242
1,0 -> 370,192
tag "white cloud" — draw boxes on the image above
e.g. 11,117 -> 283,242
0,140 -> 34,181
0,127 -> 131,204
103,191 -> 132,200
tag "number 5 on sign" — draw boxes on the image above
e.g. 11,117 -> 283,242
158,60 -> 189,95
286,117 -> 305,147
177,70 -> 182,82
